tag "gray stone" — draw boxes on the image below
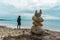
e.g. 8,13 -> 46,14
31,26 -> 44,34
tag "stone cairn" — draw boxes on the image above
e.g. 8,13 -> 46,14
31,9 -> 44,35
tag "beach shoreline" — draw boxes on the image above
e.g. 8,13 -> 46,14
0,26 -> 60,40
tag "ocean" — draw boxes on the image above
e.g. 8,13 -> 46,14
0,19 -> 60,31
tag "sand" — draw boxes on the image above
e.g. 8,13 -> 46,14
0,26 -> 60,40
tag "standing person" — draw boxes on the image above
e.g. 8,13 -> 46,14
17,16 -> 21,29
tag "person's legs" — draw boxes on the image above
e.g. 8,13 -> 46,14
19,25 -> 20,29
17,25 -> 18,29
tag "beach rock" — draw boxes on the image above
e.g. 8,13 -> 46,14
31,26 -> 44,35
3,35 -> 32,40
31,10 -> 44,36
32,16 -> 44,22
56,36 -> 60,40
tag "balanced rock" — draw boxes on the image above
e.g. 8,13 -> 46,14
31,9 -> 44,35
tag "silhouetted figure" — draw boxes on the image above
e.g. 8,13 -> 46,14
17,16 -> 21,29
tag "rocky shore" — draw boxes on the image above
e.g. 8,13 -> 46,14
0,26 -> 60,40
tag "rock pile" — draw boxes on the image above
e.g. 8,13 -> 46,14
31,9 -> 44,35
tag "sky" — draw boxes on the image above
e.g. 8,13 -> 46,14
0,0 -> 60,20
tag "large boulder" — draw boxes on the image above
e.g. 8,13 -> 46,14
31,26 -> 44,35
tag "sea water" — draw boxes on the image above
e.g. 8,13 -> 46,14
43,20 -> 60,31
0,19 -> 60,31
0,19 -> 32,28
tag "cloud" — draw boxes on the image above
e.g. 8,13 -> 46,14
0,0 -> 58,10
0,0 -> 60,20
13,12 -> 60,20
42,15 -> 60,20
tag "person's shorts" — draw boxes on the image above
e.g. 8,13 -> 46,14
18,23 -> 21,25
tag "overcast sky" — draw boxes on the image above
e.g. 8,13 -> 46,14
0,0 -> 60,20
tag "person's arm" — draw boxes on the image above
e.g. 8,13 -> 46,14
17,18 -> 18,22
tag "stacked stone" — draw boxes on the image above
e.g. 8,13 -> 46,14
31,9 -> 44,35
